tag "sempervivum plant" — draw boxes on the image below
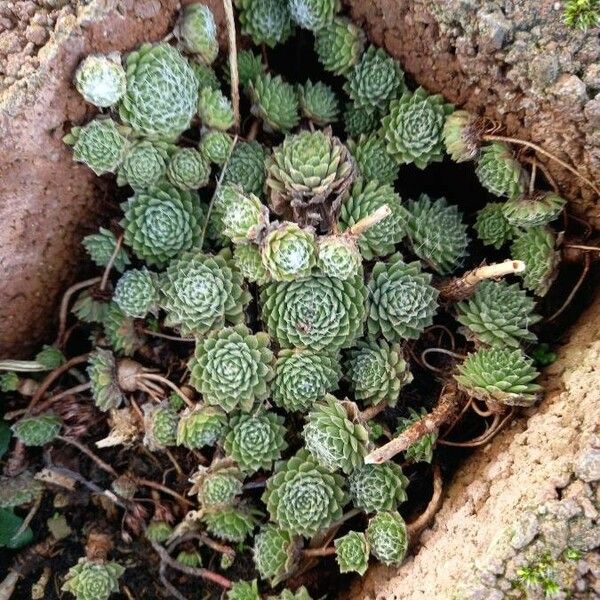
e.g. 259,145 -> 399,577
367,254 -> 439,342
249,73 -> 300,133
316,235 -> 362,280
87,348 -> 124,412
119,43 -> 197,139
510,227 -> 560,296
64,118 -> 129,176
202,504 -> 259,542
188,325 -> 274,412
198,87 -> 235,131
288,0 -> 337,30
224,50 -> 265,90
253,525 -> 301,586
403,195 -> 469,275
83,228 -> 130,273
344,46 -> 404,110
303,395 -> 369,473
102,303 -> 145,356
474,202 -> 518,249
233,244 -> 271,285
260,223 -> 317,282
197,468 -> 243,508
343,103 -> 379,137
222,140 -> 267,197
339,180 -> 406,260
475,142 -> 528,198
237,0 -> 294,47
74,53 -> 126,108
271,349 -> 341,412
456,280 -> 541,348
143,401 -> 179,449
228,580 -> 261,600
166,147 -> 210,190
191,60 -> 220,90
121,183 -> 204,268
314,17 -> 364,76
174,3 -> 218,64
344,340 -> 412,408
266,129 -> 355,228
502,191 -> 566,228
366,511 -> 408,566
199,130 -> 233,165
298,80 -> 340,126
263,449 -> 347,536
176,405 -> 227,449
442,110 -> 482,162
12,414 -> 61,447
335,531 -> 370,575
61,559 -> 124,600
160,250 -> 250,336
381,87 -> 454,169
117,140 -> 172,191
396,408 -> 436,463
348,463 -> 408,512
113,268 -> 159,318
220,186 -> 269,243
261,273 -> 366,351
348,134 -> 398,186
223,411 -> 288,473
455,347 -> 542,407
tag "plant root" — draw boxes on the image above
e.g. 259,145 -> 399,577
407,464 -> 443,541
546,252 -> 591,322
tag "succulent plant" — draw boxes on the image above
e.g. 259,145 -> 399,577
366,511 -> 408,566
367,254 -> 439,342
249,73 -> 300,132
261,223 -> 317,281
381,87 -> 454,169
224,411 -> 287,473
174,3 -> 218,64
298,80 -> 340,126
404,195 -> 469,275
314,17 -> 364,75
72,289 -> 111,324
268,588 -> 313,600
220,187 -> 269,243
166,147 -> 211,190
188,325 -> 274,412
202,504 -> 259,542
35,345 -> 65,370
456,280 -> 541,348
334,531 -> 370,575
263,449 -> 347,537
261,273 -> 366,351
0,372 -> 19,392
143,401 -> 179,449
160,250 -> 250,336
61,558 -> 124,600
87,348 -> 124,412
564,0 -> 600,29
347,134 -> 397,186
176,550 -> 202,567
12,414 -> 61,446
344,340 -> 412,408
473,202 -> 518,249
442,110 -> 482,162
266,129 -> 355,228
339,179 -> 406,260
343,103 -> 379,138
0,472 -> 43,508
191,465 -> 244,507
233,244 -> 271,285
83,228 -> 130,273
102,303 -> 145,356
113,268 -> 159,318
75,53 -> 126,108
236,0 -> 294,47
64,118 -> 129,176
198,87 -> 235,131
455,347 -> 542,407
176,405 -> 227,449
348,463 -> 408,512
475,142 -> 527,199
316,235 -> 362,280
228,579 -> 261,600
502,192 -> 566,228
119,43 -> 197,139
345,46 -> 404,111
253,524 -> 301,586
288,0 -> 337,30
222,140 -> 267,197
145,521 -> 174,543
303,395 -> 369,473
121,183 -> 204,268
396,407 -> 436,463
199,130 -> 233,165
117,140 -> 172,191
272,349 -> 341,412
225,49 -> 266,89
510,227 -> 560,296
191,60 -> 220,90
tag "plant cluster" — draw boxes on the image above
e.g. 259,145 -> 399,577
0,2 -> 577,599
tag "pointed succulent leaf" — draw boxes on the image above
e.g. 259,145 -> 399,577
227,579 -> 261,600
236,0 -> 294,47
473,202 -> 518,249
396,407 -> 436,463
113,268 -> 159,318
348,463 -> 408,512
0,472 -> 43,508
314,17 -> 364,76
249,73 -> 300,133
202,504 -> 260,542
475,142 -> 527,199
72,289 -> 111,324
268,587 -> 313,600
87,348 -> 124,412
102,303 -> 145,356
224,50 -> 266,89
176,405 -> 227,449
253,524 -> 301,586
166,148 -> 211,190
334,531 -> 370,575
190,60 -> 220,90
145,521 -> 173,543
12,414 -> 61,446
502,192 -> 566,228
61,558 -> 125,600
298,80 -> 340,126
222,140 -> 267,197
83,228 -> 130,273
366,511 -> 408,566
198,87 -> 235,131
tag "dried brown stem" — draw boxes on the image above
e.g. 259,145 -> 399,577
141,329 -> 195,342
364,382 -> 463,464
246,119 -> 261,141
139,374 -> 193,407
565,244 -> 600,252
34,382 -> 91,407
99,234 -> 123,292
546,253 -> 591,322
347,204 -> 392,238
57,436 -> 117,477
222,0 -> 240,131
198,534 -> 235,557
407,464 -> 443,540
11,492 -> 43,542
302,546 -> 336,557
136,479 -> 193,508
438,409 -> 514,448
529,159 -> 537,194
55,276 -> 102,346
359,402 -> 388,422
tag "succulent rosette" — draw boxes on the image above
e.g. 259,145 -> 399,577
237,0 -> 294,47
176,405 -> 227,449
199,130 -> 234,165
83,228 -> 130,273
316,235 -> 362,280
233,243 -> 271,285
343,103 -> 380,137
222,140 -> 267,197
202,504 -> 260,542
442,109 -> 482,162
12,414 -> 61,447
288,0 -> 337,30
314,17 -> 364,76
334,531 -> 370,575
113,268 -> 159,318
117,140 -> 172,191
475,142 -> 527,198
473,202 -> 518,249
166,147 -> 211,190
61,559 -> 125,600
74,53 -> 126,108
249,73 -> 300,132
198,87 -> 235,131
298,80 -> 340,125
348,463 -> 408,512
502,191 -> 566,228
174,3 -> 218,64
366,511 -> 408,566
348,134 -> 398,186
87,348 -> 124,412
253,524 -> 301,586
261,223 -> 317,281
